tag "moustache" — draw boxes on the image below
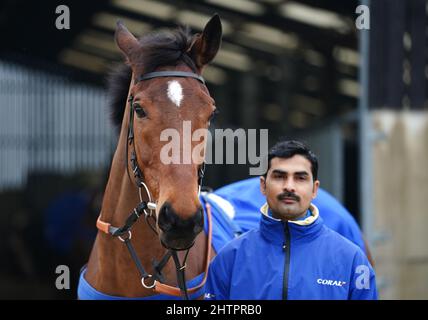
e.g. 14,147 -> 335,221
277,192 -> 300,202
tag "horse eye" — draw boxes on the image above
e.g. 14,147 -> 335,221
133,104 -> 147,118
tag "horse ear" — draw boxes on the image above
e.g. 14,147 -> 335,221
189,14 -> 222,70
115,21 -> 139,60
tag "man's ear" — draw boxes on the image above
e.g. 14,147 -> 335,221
260,176 -> 267,195
312,180 -> 320,199
115,21 -> 140,62
189,14 -> 222,70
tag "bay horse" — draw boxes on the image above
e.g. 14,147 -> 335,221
80,15 -> 222,299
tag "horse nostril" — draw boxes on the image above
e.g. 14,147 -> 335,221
193,207 -> 204,234
158,203 -> 174,232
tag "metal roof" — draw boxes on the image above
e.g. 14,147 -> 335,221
0,0 -> 360,130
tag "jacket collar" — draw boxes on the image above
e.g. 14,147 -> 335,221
259,202 -> 324,245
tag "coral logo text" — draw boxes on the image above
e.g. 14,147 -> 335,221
317,279 -> 346,287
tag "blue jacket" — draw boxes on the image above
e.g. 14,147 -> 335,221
214,177 -> 367,254
205,204 -> 377,300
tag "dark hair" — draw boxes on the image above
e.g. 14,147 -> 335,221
264,140 -> 318,181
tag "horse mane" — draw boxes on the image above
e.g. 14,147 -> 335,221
107,26 -> 198,132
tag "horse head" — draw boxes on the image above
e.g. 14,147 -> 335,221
114,15 -> 222,250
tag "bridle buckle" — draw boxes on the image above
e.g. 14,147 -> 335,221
118,231 -> 132,242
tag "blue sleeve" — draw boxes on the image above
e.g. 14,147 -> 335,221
335,216 -> 367,255
205,252 -> 231,300
313,191 -> 367,255
348,249 -> 378,300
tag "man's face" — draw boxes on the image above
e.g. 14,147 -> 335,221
260,155 -> 319,221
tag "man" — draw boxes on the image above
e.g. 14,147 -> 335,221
213,178 -> 373,263
205,140 -> 377,300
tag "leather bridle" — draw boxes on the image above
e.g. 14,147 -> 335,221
96,70 -> 212,300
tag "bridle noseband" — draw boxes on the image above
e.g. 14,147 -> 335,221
96,70 -> 212,300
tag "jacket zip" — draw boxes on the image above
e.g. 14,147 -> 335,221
282,222 -> 291,300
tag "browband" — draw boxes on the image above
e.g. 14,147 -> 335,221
135,71 -> 205,85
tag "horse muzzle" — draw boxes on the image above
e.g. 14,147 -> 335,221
157,202 -> 204,250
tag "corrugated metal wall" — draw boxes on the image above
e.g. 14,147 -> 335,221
0,61 -> 116,190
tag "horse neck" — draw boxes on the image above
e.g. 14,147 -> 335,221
85,114 -> 162,295
99,134 -> 141,227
